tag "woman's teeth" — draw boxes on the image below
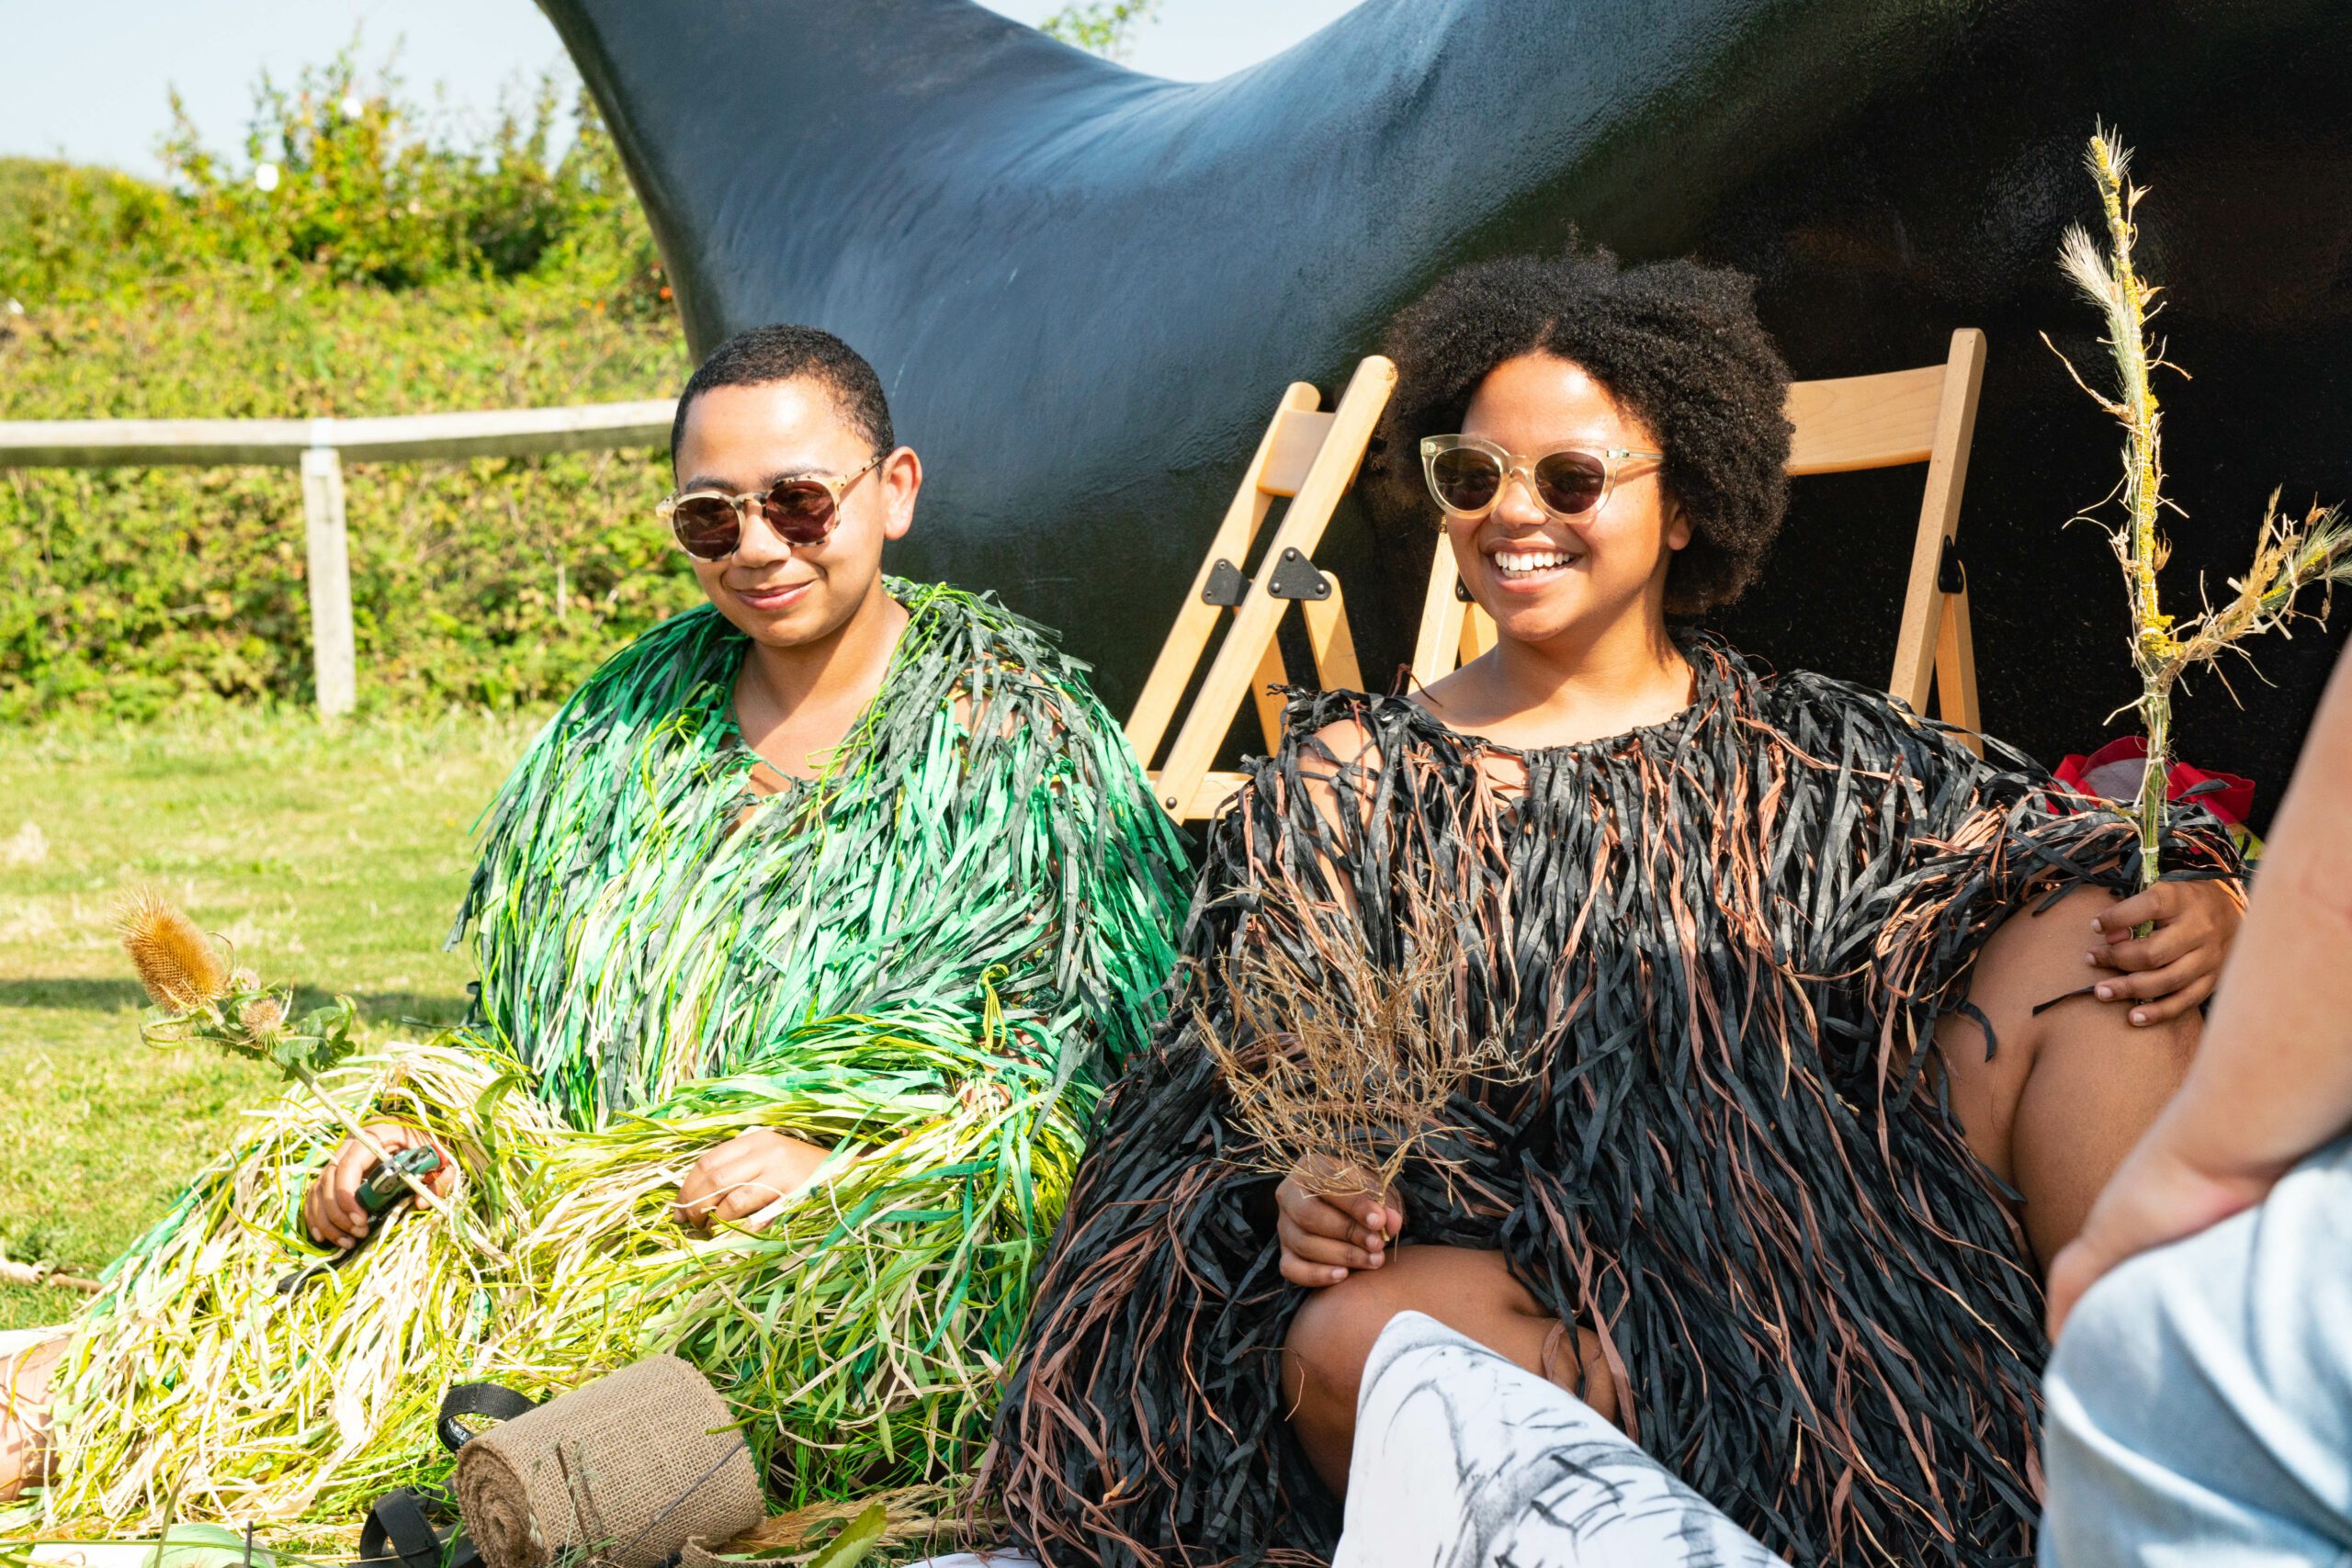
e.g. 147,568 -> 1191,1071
1492,548 -> 1579,577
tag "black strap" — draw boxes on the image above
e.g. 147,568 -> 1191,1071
353,1384 -> 534,1568
435,1381 -> 538,1454
358,1489 -> 452,1568
355,1491 -> 484,1568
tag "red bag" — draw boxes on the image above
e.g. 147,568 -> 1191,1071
2052,736 -> 2261,855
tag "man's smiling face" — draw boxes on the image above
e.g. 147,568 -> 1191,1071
669,377 -> 915,648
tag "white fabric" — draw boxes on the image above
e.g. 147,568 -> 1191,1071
1335,1312 -> 1782,1567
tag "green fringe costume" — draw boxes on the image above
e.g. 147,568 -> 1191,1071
40,581 -> 1189,1534
987,637 -> 2238,1568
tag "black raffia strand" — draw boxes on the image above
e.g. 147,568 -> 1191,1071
982,636 -> 2240,1568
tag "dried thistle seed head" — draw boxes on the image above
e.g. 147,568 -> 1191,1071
114,889 -> 228,1012
238,995 -> 287,1041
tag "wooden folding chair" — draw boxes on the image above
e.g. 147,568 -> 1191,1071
1126,355 -> 1397,819
1412,329 -> 1990,745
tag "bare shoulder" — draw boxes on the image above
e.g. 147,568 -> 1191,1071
1408,660 -> 1480,723
1304,712 -> 1383,776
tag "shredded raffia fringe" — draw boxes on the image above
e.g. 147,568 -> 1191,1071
986,636 -> 2239,1568
41,581 -> 1190,1536
46,1043 -> 558,1527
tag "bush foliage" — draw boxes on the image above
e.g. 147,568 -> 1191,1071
0,48 -> 695,720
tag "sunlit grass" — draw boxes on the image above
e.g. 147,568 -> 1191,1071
0,705 -> 538,1328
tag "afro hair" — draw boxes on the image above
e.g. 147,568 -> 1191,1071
1368,250 -> 1792,614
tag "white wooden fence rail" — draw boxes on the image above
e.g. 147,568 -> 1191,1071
0,399 -> 678,716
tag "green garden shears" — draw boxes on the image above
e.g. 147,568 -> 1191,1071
275,1145 -> 445,1297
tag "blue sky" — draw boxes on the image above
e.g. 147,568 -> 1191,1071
0,0 -> 1362,180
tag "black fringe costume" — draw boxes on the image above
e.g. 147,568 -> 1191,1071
985,637 -> 2238,1567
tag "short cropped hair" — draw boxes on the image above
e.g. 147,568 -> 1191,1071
670,323 -> 896,467
1369,251 -> 1792,613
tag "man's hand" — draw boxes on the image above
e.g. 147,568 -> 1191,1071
2044,1132 -> 2280,1340
303,1122 -> 455,1249
2086,878 -> 2244,1025
1275,1157 -> 1405,1288
674,1129 -> 832,1232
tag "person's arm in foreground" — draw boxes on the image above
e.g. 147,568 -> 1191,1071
2046,645 -> 2352,1338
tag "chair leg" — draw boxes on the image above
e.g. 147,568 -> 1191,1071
1250,635 -> 1291,753
1413,535 -> 1471,688
1460,603 -> 1497,666
1305,579 -> 1363,692
1936,583 -> 1983,752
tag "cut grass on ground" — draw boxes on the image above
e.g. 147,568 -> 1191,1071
0,706 -> 540,1330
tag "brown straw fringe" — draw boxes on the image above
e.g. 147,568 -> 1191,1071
984,637 -> 2238,1568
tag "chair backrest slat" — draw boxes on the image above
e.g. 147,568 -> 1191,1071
1128,357 -> 1396,818
1784,364 -> 1947,475
1261,409 -> 1337,497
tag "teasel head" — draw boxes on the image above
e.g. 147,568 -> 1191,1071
113,888 -> 229,1012
238,994 -> 288,1043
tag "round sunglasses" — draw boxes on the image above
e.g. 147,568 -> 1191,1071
1419,434 -> 1662,523
656,452 -> 888,561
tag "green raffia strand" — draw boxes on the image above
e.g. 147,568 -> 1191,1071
42,581 -> 1191,1537
804,1502 -> 888,1568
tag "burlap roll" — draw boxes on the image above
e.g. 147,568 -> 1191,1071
453,1354 -> 765,1568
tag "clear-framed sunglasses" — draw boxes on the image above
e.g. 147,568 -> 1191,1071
656,451 -> 888,560
1419,434 -> 1662,523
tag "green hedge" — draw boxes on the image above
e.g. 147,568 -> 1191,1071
0,51 -> 698,721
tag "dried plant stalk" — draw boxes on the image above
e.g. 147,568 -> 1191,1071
1199,915 -> 1517,1204
2046,123 -> 2352,891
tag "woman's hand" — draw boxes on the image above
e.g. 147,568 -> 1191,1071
302,1122 -> 455,1248
674,1129 -> 832,1232
1275,1157 -> 1405,1287
2086,877 -> 2244,1025
2044,1130 -> 2281,1340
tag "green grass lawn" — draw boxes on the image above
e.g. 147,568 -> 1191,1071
0,706 -> 540,1330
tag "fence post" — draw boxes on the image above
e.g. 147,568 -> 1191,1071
300,443 -> 356,717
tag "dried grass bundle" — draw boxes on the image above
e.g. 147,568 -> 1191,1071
1199,909 -> 1517,1202
730,1481 -> 978,1562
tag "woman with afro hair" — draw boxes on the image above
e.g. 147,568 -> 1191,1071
982,251 -> 2245,1565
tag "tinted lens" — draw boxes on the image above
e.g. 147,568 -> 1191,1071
1428,447 -> 1504,513
670,496 -> 743,560
761,480 -> 838,546
1533,451 -> 1608,514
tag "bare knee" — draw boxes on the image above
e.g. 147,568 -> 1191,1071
1940,887 -> 2177,1166
1283,1247 -> 1534,1495
0,1335 -> 66,1501
1283,1264 -> 1411,1423
1975,886 -> 2124,1016
1955,885 -> 2203,1262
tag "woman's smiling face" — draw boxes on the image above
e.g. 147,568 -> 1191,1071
1448,352 -> 1689,649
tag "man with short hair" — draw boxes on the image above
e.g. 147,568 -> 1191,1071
11,324 -> 1190,1531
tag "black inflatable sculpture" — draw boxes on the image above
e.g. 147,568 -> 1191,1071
542,0 -> 2352,824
